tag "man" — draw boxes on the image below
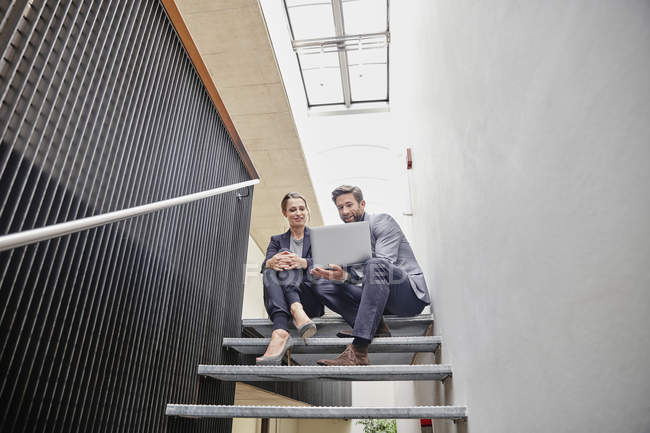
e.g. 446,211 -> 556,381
310,185 -> 431,366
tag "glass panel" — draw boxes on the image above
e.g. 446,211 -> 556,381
299,50 -> 341,69
342,0 -> 387,35
298,52 -> 344,105
286,1 -> 336,40
347,47 -> 388,101
347,45 -> 387,65
286,0 -> 330,5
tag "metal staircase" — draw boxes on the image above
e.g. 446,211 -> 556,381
165,314 -> 467,422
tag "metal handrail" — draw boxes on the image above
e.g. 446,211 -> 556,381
0,179 -> 259,252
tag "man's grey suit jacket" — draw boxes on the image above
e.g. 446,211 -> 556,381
364,212 -> 431,305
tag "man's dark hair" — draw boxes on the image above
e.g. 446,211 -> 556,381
331,185 -> 364,203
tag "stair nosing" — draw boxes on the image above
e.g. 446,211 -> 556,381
165,404 -> 467,419
242,313 -> 433,328
222,336 -> 441,354
197,364 -> 452,382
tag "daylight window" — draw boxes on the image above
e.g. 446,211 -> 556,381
284,0 -> 389,107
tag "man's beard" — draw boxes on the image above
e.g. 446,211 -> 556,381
341,211 -> 364,223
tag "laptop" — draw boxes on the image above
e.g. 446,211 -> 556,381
310,221 -> 372,267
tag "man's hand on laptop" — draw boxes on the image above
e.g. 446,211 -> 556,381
310,264 -> 346,282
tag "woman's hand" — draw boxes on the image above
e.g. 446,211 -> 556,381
266,251 -> 307,271
266,251 -> 287,271
279,252 -> 307,270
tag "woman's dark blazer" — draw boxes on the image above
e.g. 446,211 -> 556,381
260,227 -> 313,273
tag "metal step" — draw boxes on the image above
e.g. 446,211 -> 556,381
223,336 -> 441,355
198,364 -> 451,382
242,314 -> 433,338
166,404 -> 467,420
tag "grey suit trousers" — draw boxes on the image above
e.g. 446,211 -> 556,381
314,257 -> 427,340
263,268 -> 323,331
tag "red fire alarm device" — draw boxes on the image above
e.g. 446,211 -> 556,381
406,148 -> 413,169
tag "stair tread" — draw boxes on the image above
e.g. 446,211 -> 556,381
198,364 -> 451,382
242,315 -> 434,366
242,313 -> 433,328
223,336 -> 441,354
166,404 -> 467,419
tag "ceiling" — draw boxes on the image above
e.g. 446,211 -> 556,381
174,0 -> 324,249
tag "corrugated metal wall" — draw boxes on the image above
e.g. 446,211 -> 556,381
0,1 -> 253,432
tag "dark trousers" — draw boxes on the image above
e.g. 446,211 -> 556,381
263,268 -> 324,331
314,257 -> 427,340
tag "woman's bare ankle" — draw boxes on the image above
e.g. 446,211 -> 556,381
271,329 -> 289,339
261,329 -> 290,357
290,303 -> 310,328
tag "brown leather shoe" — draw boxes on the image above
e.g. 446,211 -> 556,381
317,344 -> 369,366
336,318 -> 391,339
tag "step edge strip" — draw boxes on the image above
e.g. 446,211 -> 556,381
198,364 -> 452,373
166,404 -> 467,419
223,336 -> 442,345
242,314 -> 434,327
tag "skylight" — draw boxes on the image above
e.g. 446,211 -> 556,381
284,0 -> 390,108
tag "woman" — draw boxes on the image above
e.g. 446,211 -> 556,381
256,192 -> 324,365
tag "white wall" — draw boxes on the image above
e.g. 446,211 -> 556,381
242,236 -> 268,319
347,382 -> 410,433
391,1 -> 650,432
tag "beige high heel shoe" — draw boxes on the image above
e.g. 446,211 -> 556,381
256,335 -> 293,365
296,321 -> 317,341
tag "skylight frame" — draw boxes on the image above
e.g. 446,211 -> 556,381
283,0 -> 390,108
